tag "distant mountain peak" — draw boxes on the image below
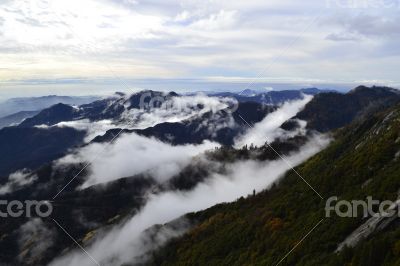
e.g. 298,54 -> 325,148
19,103 -> 77,127
299,88 -> 320,94
114,92 -> 126,97
350,85 -> 400,95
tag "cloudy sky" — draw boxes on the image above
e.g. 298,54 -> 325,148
0,0 -> 399,97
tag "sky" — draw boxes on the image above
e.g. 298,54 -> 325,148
0,0 -> 399,98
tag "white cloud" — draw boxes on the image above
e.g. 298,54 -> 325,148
0,169 -> 37,195
234,95 -> 312,147
56,132 -> 219,188
0,0 -> 163,51
37,119 -> 116,143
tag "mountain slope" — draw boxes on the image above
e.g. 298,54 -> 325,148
0,110 -> 39,129
18,103 -> 79,127
149,102 -> 400,266
0,127 -> 85,177
290,86 -> 400,132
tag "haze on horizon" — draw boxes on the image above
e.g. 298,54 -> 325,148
0,0 -> 399,98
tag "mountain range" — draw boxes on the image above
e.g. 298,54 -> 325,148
1,86 -> 400,266
0,95 -> 101,129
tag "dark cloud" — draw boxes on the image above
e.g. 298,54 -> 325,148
325,32 -> 360,41
327,14 -> 400,38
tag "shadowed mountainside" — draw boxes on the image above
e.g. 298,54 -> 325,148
288,86 -> 400,132
0,127 -> 85,177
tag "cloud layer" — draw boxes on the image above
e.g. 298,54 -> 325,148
0,0 -> 399,93
50,134 -> 330,266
